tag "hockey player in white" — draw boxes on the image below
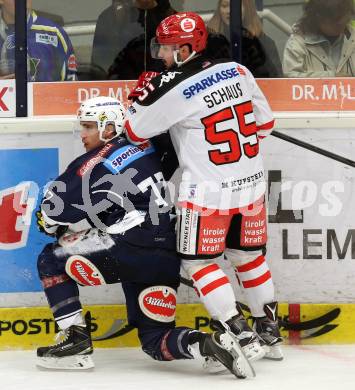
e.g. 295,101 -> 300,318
125,11 -> 283,365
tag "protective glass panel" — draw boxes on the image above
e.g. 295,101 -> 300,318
0,0 -> 16,79
30,0 -> 228,81
263,0 -> 355,78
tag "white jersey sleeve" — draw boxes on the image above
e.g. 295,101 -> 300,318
125,71 -> 195,144
243,65 -> 274,139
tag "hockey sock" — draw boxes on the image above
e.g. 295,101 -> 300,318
182,260 -> 238,322
41,274 -> 83,327
226,249 -> 275,317
57,312 -> 85,330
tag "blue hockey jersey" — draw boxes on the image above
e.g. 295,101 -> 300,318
0,10 -> 77,81
41,137 -> 171,234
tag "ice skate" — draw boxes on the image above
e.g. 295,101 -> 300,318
196,332 -> 255,379
254,302 -> 283,361
210,304 -> 265,363
37,325 -> 94,370
204,317 -> 264,374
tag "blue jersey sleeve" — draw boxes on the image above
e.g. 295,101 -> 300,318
28,11 -> 78,81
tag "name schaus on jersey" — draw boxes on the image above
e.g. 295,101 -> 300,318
183,67 -> 239,99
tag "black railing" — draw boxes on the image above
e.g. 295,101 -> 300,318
15,0 -> 27,117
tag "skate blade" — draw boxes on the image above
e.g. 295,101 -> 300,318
219,332 -> 256,379
243,340 -> 265,362
202,346 -> 264,374
202,357 -> 228,374
36,354 -> 95,370
263,345 -> 283,361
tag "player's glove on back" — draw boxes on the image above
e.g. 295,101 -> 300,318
128,71 -> 160,102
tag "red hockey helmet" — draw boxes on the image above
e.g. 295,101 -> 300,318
155,12 -> 208,54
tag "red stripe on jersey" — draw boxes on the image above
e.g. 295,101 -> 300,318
236,65 -> 246,75
201,276 -> 230,296
257,119 -> 274,131
236,255 -> 265,273
242,271 -> 271,289
258,135 -> 266,140
124,120 -> 147,143
192,263 -> 220,282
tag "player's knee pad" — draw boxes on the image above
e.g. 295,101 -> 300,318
181,258 -> 217,279
137,285 -> 177,361
65,255 -> 107,286
225,248 -> 265,268
138,285 -> 177,323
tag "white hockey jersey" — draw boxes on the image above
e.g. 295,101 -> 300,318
125,57 -> 274,210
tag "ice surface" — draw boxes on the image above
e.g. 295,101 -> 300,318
0,345 -> 355,390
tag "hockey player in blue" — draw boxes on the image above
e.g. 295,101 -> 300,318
35,96 -> 253,378
0,0 -> 77,81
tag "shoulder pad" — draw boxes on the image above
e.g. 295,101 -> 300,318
136,58 -> 215,106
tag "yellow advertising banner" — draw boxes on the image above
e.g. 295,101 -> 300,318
0,303 -> 353,350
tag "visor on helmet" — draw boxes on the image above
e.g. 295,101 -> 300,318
150,37 -> 179,59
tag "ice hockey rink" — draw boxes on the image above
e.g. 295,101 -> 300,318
1,345 -> 355,390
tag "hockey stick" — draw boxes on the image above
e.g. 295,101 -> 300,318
280,308 -> 341,331
271,130 -> 355,168
302,324 -> 339,339
180,276 -> 194,288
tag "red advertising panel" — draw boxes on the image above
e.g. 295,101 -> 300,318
257,78 -> 355,111
31,78 -> 355,116
32,80 -> 136,115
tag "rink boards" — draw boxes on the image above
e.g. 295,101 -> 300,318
1,127 -> 355,303
0,303 -> 353,350
0,88 -> 354,351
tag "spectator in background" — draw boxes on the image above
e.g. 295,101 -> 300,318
283,0 -> 355,77
0,0 -> 77,81
91,0 -> 142,76
207,0 -> 282,77
106,0 -> 175,80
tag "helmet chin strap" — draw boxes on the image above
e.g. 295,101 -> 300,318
173,50 -> 197,67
